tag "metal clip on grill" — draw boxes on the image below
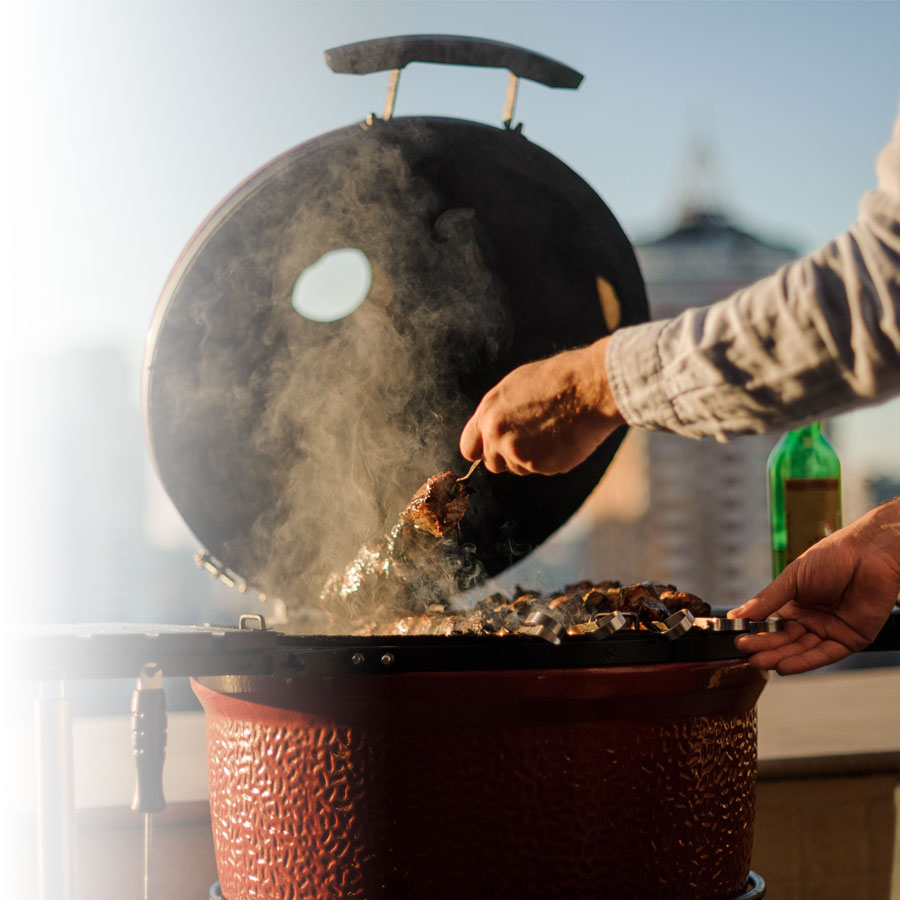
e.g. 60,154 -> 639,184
651,609 -> 696,640
522,609 -> 567,645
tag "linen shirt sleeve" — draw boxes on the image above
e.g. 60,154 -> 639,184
606,100 -> 900,442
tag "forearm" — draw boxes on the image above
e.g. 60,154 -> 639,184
607,103 -> 900,442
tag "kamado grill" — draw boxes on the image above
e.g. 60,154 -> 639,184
140,34 -> 774,900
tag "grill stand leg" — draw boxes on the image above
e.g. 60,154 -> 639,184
35,681 -> 76,900
131,663 -> 168,900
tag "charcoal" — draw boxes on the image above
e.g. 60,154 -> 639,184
564,579 -> 595,594
658,589 -> 711,617
472,605 -> 511,633
388,579 -> 711,636
629,597 -> 672,624
581,589 -> 617,616
601,586 -> 622,605
594,579 -> 622,591
428,614 -> 486,636
510,594 -> 536,615
622,582 -> 661,601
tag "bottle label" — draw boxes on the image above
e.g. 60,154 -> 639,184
784,478 -> 841,563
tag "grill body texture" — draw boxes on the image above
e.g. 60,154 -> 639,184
194,659 -> 766,900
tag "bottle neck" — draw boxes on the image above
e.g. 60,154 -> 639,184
795,421 -> 823,438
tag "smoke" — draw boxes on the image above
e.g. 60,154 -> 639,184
213,123 -> 514,630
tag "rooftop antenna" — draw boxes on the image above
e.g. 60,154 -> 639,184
675,134 -> 728,226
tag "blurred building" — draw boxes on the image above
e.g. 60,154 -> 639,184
16,347 -> 150,622
14,345 -> 265,627
573,197 -> 799,607
867,475 -> 900,508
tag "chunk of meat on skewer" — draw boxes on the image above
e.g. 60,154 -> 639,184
400,470 -> 471,538
318,469 -> 477,629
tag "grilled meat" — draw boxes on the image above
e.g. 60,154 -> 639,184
318,469 -> 478,630
400,471 -> 470,537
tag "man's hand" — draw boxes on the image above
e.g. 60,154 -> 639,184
729,499 -> 900,674
459,337 -> 625,475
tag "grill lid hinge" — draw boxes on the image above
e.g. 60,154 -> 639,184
194,550 -> 247,593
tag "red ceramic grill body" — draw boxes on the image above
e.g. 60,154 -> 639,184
194,658 -> 766,900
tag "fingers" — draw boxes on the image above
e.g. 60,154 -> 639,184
503,459 -> 535,477
481,452 -> 535,476
735,624 -> 851,675
760,635 -> 849,675
734,627 -> 796,656
772,640 -> 847,675
729,568 -> 798,621
459,413 -> 484,463
460,400 -> 515,473
460,405 -> 536,475
460,418 -> 534,476
729,594 -> 784,620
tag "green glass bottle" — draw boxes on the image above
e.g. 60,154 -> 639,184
767,421 -> 841,577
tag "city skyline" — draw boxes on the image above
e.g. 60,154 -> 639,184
7,3 -> 899,345
10,199 -> 896,624
4,2 -> 900,620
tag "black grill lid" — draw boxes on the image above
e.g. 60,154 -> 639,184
142,37 -> 648,611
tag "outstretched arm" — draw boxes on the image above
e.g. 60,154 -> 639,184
461,100 -> 900,470
729,497 -> 900,675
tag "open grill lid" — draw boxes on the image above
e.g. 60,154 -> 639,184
142,36 -> 649,610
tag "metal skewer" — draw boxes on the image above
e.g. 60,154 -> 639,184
457,459 -> 482,484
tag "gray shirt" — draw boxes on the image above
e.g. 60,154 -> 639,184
606,99 -> 900,442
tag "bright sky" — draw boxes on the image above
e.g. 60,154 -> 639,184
4,1 -> 900,473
